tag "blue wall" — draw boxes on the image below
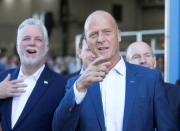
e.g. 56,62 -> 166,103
168,0 -> 180,84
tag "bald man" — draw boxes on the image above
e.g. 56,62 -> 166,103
52,11 -> 178,131
126,41 -> 180,129
126,41 -> 156,69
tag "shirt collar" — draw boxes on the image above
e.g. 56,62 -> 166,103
112,56 -> 126,76
18,64 -> 45,81
80,67 -> 84,74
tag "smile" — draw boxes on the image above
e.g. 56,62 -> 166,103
26,48 -> 37,54
98,47 -> 108,51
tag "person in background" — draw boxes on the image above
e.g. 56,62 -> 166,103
7,55 -> 20,69
0,56 -> 6,72
126,41 -> 156,69
0,56 -> 8,71
77,34 -> 96,70
68,33 -> 96,77
0,18 -> 67,131
52,10 -> 178,131
126,41 -> 180,129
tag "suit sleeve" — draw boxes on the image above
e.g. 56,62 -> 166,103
154,71 -> 179,130
52,79 -> 82,131
0,72 -> 7,124
164,83 -> 180,128
0,72 -> 7,116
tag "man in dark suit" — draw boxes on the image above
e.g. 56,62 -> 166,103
52,10 -> 178,131
126,41 -> 180,129
0,18 -> 67,131
68,33 -> 96,78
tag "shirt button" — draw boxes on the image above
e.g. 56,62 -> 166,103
69,107 -> 72,112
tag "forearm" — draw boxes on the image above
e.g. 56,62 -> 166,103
52,87 -> 81,131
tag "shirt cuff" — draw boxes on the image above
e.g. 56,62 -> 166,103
73,82 -> 87,104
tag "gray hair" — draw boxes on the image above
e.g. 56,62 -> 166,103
17,18 -> 49,45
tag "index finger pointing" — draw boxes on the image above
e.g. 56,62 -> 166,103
91,56 -> 110,66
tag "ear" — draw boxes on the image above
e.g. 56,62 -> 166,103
46,44 -> 49,53
16,43 -> 18,52
126,56 -> 130,62
77,48 -> 82,59
117,29 -> 121,42
153,56 -> 157,68
84,36 -> 88,44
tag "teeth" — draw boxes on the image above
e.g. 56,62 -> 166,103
98,47 -> 107,50
27,49 -> 37,53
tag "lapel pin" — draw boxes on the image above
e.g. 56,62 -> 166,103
130,81 -> 135,83
44,80 -> 48,84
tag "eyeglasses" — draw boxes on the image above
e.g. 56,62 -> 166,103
131,54 -> 154,61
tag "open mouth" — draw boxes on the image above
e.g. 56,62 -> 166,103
98,47 -> 109,51
26,48 -> 37,54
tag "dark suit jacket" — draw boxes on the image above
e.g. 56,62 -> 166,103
52,62 -> 178,131
0,65 -> 67,131
67,70 -> 81,78
164,82 -> 180,129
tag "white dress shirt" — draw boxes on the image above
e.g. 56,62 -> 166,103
11,64 -> 45,128
74,58 -> 126,131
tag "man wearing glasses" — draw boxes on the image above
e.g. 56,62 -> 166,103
126,41 -> 156,69
126,41 -> 180,129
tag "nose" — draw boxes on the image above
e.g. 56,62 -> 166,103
28,39 -> 35,46
97,32 -> 105,43
140,56 -> 146,64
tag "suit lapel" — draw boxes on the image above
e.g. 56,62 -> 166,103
88,82 -> 106,131
86,61 -> 138,131
4,67 -> 20,130
4,98 -> 12,130
13,65 -> 52,129
123,62 -> 138,131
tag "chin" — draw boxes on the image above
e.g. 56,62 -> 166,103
21,55 -> 45,66
22,59 -> 41,66
19,50 -> 46,66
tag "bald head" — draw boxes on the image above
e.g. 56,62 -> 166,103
84,10 -> 118,33
126,41 -> 156,69
83,10 -> 121,68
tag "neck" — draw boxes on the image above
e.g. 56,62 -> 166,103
108,56 -> 121,71
21,63 -> 44,76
